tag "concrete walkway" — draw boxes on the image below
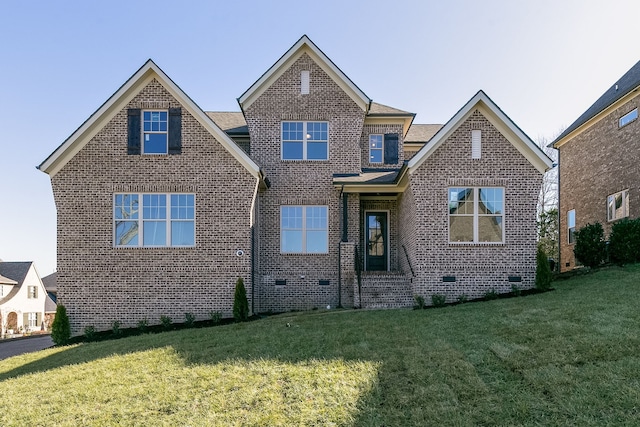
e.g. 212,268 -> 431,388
0,335 -> 54,360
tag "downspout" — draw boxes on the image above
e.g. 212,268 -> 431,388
249,175 -> 261,315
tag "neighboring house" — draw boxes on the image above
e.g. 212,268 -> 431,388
39,35 -> 552,334
552,60 -> 640,272
42,272 -> 57,303
0,262 -> 52,334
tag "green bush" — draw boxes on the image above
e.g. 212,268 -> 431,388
535,245 -> 553,291
484,289 -> 499,300
608,218 -> 640,265
111,320 -> 122,337
209,311 -> 222,324
431,294 -> 446,308
83,325 -> 97,342
511,284 -> 522,296
137,318 -> 149,333
456,294 -> 468,304
184,312 -> 196,328
574,222 -> 607,268
233,277 -> 249,322
413,295 -> 425,310
160,315 -> 173,331
51,304 -> 71,346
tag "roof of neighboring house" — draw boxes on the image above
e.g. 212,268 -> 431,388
405,124 -> 443,143
45,295 -> 57,313
206,112 -> 248,135
552,60 -> 640,146
42,272 -> 57,293
0,262 -> 32,286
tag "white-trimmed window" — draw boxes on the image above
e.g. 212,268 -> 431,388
28,312 -> 38,328
114,194 -> 195,247
282,122 -> 328,160
369,134 -> 383,163
27,285 -> 37,299
567,209 -> 576,244
143,110 -> 168,154
281,206 -> 328,253
471,130 -> 482,159
619,108 -> 638,128
607,190 -> 629,222
449,187 -> 504,243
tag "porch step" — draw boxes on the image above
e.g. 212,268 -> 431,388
358,272 -> 413,309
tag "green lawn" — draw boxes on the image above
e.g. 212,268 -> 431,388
1,266 -> 639,426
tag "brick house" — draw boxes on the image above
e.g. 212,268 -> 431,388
552,60 -> 640,272
39,36 -> 552,333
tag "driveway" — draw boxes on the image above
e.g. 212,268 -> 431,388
0,335 -> 54,360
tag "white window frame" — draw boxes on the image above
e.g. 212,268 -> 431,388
607,190 -> 629,222
142,110 -> 169,154
113,193 -> 196,248
369,134 -> 384,163
281,121 -> 329,160
619,108 -> 638,128
28,312 -> 38,328
280,205 -> 329,254
448,187 -> 505,244
27,285 -> 37,299
567,209 -> 576,244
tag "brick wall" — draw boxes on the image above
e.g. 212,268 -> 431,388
245,53 -> 366,313
558,95 -> 640,271
51,79 -> 257,334
408,110 -> 541,302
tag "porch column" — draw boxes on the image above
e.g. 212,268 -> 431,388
342,192 -> 348,242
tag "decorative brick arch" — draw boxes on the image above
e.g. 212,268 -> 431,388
6,312 -> 17,330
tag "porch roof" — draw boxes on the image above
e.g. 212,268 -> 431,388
333,166 -> 408,193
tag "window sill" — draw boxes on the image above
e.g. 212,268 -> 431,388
280,252 -> 330,256
281,159 -> 330,163
448,242 -> 505,247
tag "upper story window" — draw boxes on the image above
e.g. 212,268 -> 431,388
27,285 -> 38,299
607,190 -> 629,222
143,111 -> 168,154
567,209 -> 576,244
369,135 -> 383,163
449,187 -> 504,243
282,121 -> 328,160
281,206 -> 328,253
619,108 -> 638,128
114,193 -> 195,247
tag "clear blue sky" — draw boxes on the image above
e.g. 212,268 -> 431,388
1,0 -> 639,276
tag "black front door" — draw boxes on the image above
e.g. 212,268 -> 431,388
366,212 -> 387,271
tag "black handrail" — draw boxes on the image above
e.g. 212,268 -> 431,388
402,245 -> 415,277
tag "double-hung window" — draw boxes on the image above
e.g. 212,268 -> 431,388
114,193 -> 195,247
281,206 -> 328,253
28,312 -> 38,328
369,135 -> 383,163
143,111 -> 168,154
449,187 -> 504,243
282,121 -> 328,160
607,190 -> 629,222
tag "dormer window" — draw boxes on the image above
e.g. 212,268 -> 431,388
282,121 -> 328,160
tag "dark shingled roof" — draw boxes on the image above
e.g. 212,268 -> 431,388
42,272 -> 57,292
553,60 -> 640,145
0,262 -> 32,285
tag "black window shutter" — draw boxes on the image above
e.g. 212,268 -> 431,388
127,109 -> 141,155
384,133 -> 399,165
168,107 -> 182,154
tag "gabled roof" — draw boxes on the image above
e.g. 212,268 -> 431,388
552,60 -> 640,147
42,272 -> 57,292
405,124 -> 443,143
408,90 -> 553,174
0,274 -> 17,285
38,60 -> 262,178
367,102 -> 414,117
206,112 -> 248,135
0,262 -> 32,286
238,35 -> 371,112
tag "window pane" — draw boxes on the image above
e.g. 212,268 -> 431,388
171,194 -> 194,219
306,230 -> 328,253
114,194 -> 138,219
171,221 -> 194,246
307,141 -> 328,160
143,133 -> 168,154
115,221 -> 138,246
283,141 -> 303,159
479,188 -> 503,214
449,216 -> 473,242
449,188 -> 474,214
143,195 -> 166,219
478,216 -> 503,242
143,221 -> 166,246
282,230 -> 303,253
567,210 -> 575,227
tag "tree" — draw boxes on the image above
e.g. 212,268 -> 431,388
233,277 -> 249,322
536,136 -> 558,219
574,223 -> 607,268
537,207 -> 559,263
535,245 -> 553,291
51,304 -> 71,345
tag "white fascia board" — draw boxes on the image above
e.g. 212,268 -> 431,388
238,35 -> 370,112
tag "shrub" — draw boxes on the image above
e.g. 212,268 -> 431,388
111,320 -> 122,337
511,284 -> 522,296
51,304 -> 71,346
184,312 -> 196,328
456,294 -> 468,304
431,294 -> 447,308
608,218 -> 640,265
209,311 -> 222,324
484,289 -> 499,300
233,277 -> 249,322
137,318 -> 149,333
535,245 -> 553,291
83,325 -> 97,342
574,222 -> 607,268
413,295 -> 425,310
160,315 -> 173,331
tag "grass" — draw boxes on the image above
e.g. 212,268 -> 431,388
1,265 -> 640,425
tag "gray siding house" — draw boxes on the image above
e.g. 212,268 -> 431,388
39,36 -> 552,333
